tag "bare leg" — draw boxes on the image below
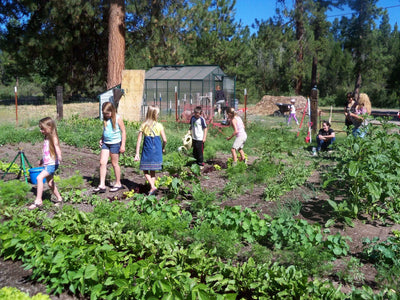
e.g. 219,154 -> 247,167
29,170 -> 48,209
231,148 -> 238,162
238,149 -> 246,161
47,175 -> 62,202
144,170 -> 157,192
99,149 -> 109,188
34,170 -> 49,204
110,152 -> 121,187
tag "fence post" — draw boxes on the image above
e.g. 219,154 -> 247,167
56,86 -> 63,120
311,86 -> 318,134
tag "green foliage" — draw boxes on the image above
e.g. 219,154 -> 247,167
271,198 -> 302,219
336,257 -> 365,285
362,234 -> 400,290
55,171 -> 85,190
189,183 -> 217,213
0,194 -> 359,299
323,121 -> 400,222
0,180 -> 31,210
0,287 -> 50,300
0,160 -> 21,174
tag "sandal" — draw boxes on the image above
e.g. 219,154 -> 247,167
94,186 -> 106,193
148,188 -> 158,196
28,202 -> 43,210
52,199 -> 63,207
110,186 -> 123,192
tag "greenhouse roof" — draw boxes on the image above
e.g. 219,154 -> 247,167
145,65 -> 226,81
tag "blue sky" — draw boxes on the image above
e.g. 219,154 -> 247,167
235,0 -> 400,32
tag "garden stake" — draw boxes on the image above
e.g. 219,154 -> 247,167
1,149 -> 32,183
296,101 -> 308,137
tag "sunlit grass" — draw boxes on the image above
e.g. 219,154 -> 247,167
0,103 -> 99,126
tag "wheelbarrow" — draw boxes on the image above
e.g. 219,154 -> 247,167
273,103 -> 291,117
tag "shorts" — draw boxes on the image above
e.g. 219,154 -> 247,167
44,164 -> 59,175
232,135 -> 247,150
101,142 -> 121,154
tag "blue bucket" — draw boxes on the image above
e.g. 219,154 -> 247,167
29,167 -> 46,184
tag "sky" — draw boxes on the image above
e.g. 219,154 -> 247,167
235,0 -> 400,33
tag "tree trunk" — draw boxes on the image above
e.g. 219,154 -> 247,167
311,55 -> 317,89
354,72 -> 362,101
295,0 -> 304,95
107,0 -> 125,90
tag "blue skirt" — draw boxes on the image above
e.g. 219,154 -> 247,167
140,135 -> 163,171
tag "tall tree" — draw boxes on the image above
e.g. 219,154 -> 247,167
107,0 -> 125,89
346,0 -> 381,99
0,0 -> 108,96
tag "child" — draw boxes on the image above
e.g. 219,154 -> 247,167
344,92 -> 355,132
287,99 -> 299,125
316,120 -> 336,152
189,106 -> 207,167
28,117 -> 62,210
94,102 -> 126,193
134,106 -> 167,195
348,93 -> 371,138
226,107 -> 247,164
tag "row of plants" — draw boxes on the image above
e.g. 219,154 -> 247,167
0,191 -> 377,299
323,119 -> 400,224
2,116 -> 399,298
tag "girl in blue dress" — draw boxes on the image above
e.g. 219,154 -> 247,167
134,106 -> 167,195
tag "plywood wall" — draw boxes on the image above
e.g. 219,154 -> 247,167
119,70 -> 145,122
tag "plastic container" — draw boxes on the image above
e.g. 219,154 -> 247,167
312,147 -> 317,156
29,167 -> 46,184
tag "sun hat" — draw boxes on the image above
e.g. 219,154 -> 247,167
290,99 -> 295,103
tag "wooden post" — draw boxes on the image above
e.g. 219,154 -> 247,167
244,88 -> 247,126
310,87 -> 318,134
56,86 -> 63,120
14,85 -> 18,125
175,86 -> 178,122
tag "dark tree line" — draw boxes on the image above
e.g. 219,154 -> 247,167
0,0 -> 399,107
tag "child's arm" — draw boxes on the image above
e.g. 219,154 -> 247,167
226,119 -> 238,140
134,131 -> 143,161
118,117 -> 126,153
53,136 -> 62,163
160,128 -> 167,153
203,127 -> 208,142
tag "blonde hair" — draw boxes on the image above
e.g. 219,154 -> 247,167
142,106 -> 160,133
358,93 -> 372,115
102,102 -> 117,130
39,117 -> 59,159
226,107 -> 236,116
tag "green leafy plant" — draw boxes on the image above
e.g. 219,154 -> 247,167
0,287 -> 50,300
0,180 -> 31,210
55,170 -> 85,190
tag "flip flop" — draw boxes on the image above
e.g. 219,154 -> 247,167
52,199 -> 63,207
94,186 -> 106,193
110,186 -> 123,192
148,188 -> 158,196
28,202 -> 43,210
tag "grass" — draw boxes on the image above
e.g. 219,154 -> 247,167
0,103 -> 99,127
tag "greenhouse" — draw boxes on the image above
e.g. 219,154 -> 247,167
143,65 -> 236,122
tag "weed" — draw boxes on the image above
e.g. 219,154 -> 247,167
0,180 -> 31,210
336,257 -> 365,285
271,198 -> 302,219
